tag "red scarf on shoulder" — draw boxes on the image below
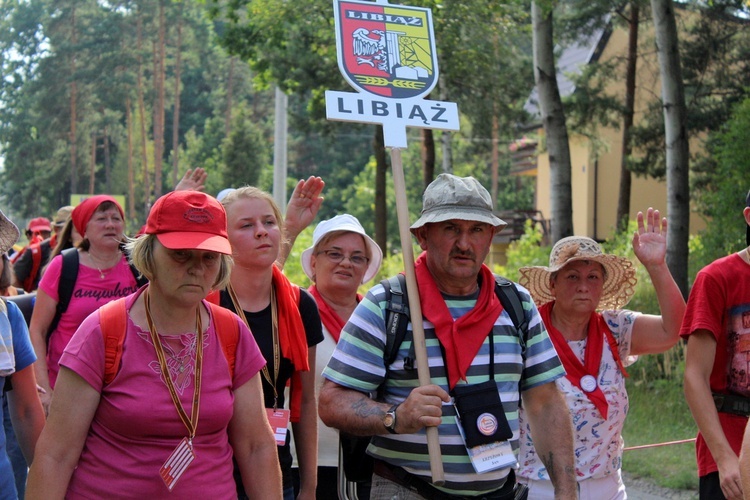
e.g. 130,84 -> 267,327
308,284 -> 361,343
415,252 -> 502,389
539,301 -> 628,420
272,265 -> 309,372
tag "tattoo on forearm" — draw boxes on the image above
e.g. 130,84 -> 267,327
542,452 -> 575,485
351,397 -> 384,419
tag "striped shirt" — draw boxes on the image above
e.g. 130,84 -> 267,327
322,278 -> 565,496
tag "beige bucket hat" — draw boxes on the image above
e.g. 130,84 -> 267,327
410,174 -> 506,231
519,236 -> 637,310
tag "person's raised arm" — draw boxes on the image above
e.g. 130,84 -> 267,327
630,207 -> 685,355
26,366 -> 101,499
277,176 -> 325,269
28,288 -> 58,415
229,372 -> 283,500
522,381 -> 577,499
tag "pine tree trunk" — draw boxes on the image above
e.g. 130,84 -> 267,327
650,0 -> 690,297
171,4 -> 184,187
616,3 -> 639,233
104,127 -> 111,193
137,12 -> 150,215
126,97 -> 135,222
69,5 -> 78,195
153,0 -> 166,199
532,1 -> 574,243
374,126 -> 388,253
226,57 -> 235,139
89,133 -> 96,195
491,115 -> 499,204
421,129 -> 435,190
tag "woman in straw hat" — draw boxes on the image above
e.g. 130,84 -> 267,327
27,191 -> 282,498
516,208 -> 685,499
220,187 -> 323,500
298,213 -> 382,499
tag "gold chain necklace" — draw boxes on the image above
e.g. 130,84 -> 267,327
87,249 -> 119,279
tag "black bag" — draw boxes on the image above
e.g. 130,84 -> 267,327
453,380 -> 512,448
340,432 -> 374,483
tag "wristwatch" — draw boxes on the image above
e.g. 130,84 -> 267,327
383,403 -> 400,434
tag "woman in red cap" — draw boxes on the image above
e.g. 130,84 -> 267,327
29,195 -> 140,415
27,191 -> 282,498
220,187 -> 323,500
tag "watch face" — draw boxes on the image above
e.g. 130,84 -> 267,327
383,414 -> 395,428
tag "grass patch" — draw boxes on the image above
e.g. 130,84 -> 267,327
622,374 -> 699,491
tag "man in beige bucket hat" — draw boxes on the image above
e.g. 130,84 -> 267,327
320,174 -> 577,499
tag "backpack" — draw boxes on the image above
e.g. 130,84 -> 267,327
46,248 -> 148,343
19,241 -> 45,293
98,297 -> 241,385
340,273 -> 529,484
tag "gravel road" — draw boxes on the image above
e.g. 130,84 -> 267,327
623,472 -> 698,500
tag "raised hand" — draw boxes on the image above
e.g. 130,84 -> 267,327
285,176 -> 325,239
174,168 -> 208,192
632,207 -> 667,268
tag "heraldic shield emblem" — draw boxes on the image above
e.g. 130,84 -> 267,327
334,0 -> 438,100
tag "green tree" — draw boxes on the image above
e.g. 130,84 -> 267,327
692,98 -> 750,261
223,105 -> 270,188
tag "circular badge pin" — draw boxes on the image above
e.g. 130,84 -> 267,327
477,413 -> 498,436
580,375 -> 598,393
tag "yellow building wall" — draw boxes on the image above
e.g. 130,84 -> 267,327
533,11 -> 707,242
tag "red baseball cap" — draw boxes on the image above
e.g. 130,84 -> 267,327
144,191 -> 231,255
28,217 -> 52,233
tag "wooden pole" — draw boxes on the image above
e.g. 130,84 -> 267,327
390,147 -> 445,486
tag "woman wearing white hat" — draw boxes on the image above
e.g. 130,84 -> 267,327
300,214 -> 382,499
515,208 -> 685,499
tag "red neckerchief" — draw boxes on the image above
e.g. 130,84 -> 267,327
540,301 -> 628,420
415,252 -> 502,389
309,284 -> 361,343
272,264 -> 309,372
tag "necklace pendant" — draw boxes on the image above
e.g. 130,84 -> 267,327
100,271 -> 105,279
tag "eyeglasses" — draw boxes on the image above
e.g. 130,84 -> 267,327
317,249 -> 370,267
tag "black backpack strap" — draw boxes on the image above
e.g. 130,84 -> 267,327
494,276 -> 529,355
47,248 -> 80,343
382,274 -> 410,367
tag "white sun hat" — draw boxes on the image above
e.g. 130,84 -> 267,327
301,214 -> 383,284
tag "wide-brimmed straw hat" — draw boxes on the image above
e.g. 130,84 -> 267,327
301,214 -> 382,284
519,236 -> 637,310
0,210 -> 19,255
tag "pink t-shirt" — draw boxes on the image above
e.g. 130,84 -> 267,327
680,253 -> 750,476
60,290 -> 266,498
39,252 -> 139,387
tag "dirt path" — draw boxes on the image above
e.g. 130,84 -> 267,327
623,473 -> 698,500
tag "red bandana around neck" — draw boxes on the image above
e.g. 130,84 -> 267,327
414,252 -> 502,389
272,265 -> 309,372
309,284 -> 361,343
539,301 -> 628,420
